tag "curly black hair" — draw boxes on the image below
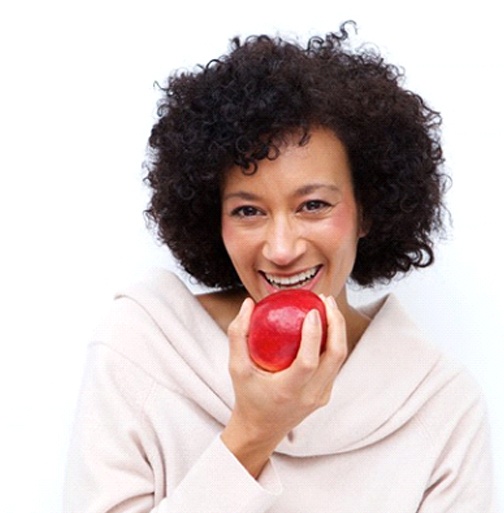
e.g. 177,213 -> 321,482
144,22 -> 448,289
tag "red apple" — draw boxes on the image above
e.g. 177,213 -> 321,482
248,289 -> 328,372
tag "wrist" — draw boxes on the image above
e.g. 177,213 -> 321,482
221,413 -> 282,479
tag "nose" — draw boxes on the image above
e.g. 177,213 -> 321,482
262,215 -> 306,266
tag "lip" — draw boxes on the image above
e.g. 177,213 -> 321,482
260,265 -> 323,295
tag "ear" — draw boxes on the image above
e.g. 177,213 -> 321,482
358,206 -> 371,238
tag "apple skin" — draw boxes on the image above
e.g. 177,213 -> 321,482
248,289 -> 328,372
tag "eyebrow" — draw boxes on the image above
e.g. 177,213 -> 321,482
295,183 -> 340,196
222,183 -> 341,202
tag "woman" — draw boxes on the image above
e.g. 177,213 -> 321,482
64,25 -> 495,512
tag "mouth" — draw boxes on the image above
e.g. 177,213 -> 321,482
261,265 -> 322,290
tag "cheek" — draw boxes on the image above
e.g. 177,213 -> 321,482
221,218 -> 254,266
321,205 -> 360,243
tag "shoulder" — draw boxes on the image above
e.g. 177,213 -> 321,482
378,296 -> 488,435
418,354 -> 488,440
89,269 -> 223,385
354,293 -> 487,429
93,268 -> 196,344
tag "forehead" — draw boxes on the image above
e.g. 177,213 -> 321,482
222,127 -> 352,193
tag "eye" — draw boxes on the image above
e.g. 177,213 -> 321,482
230,205 -> 263,218
300,200 -> 332,213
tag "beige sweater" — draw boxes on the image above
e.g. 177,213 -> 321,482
63,269 -> 496,512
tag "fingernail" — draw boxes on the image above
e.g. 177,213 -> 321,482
306,309 -> 320,325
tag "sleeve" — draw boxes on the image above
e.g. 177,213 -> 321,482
63,343 -> 158,513
153,436 -> 282,513
417,379 -> 498,513
63,343 -> 282,513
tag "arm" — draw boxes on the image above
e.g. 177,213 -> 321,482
63,342 -> 282,513
63,343 -> 156,513
63,295 -> 346,512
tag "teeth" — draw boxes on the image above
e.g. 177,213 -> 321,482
264,266 -> 319,288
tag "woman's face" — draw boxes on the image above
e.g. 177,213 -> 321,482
221,127 -> 366,304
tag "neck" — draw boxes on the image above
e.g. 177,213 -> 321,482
334,287 -> 370,355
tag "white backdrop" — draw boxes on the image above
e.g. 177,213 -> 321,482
1,1 -> 502,511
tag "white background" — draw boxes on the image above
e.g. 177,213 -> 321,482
1,1 -> 502,511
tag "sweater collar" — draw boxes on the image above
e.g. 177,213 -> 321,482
122,269 -> 442,457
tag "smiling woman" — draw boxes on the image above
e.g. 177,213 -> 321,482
63,24 -> 497,513
144,27 -> 446,292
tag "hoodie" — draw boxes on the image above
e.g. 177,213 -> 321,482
63,269 -> 496,513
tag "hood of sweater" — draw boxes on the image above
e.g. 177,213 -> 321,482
112,268 -> 453,458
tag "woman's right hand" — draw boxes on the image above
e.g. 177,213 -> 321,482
220,294 -> 348,478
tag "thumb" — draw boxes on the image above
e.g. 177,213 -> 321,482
227,297 -> 255,365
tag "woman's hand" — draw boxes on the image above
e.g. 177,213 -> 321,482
221,294 -> 348,478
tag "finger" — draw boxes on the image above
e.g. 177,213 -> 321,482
304,295 -> 347,396
290,309 -> 323,377
227,297 -> 255,368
